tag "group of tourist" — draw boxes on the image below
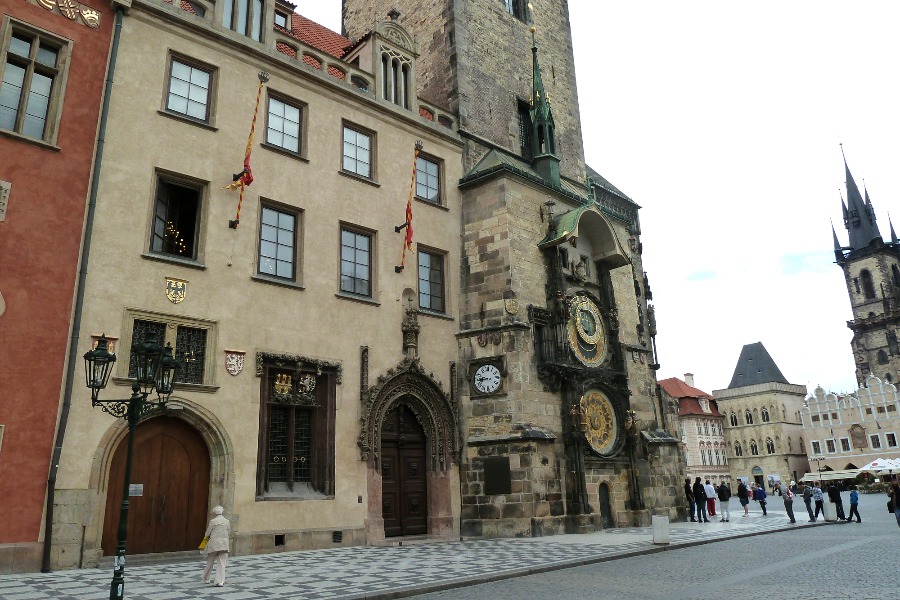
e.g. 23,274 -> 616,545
683,477 -> 866,525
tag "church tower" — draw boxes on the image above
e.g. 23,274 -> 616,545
834,157 -> 900,386
342,0 -> 586,181
343,0 -> 683,535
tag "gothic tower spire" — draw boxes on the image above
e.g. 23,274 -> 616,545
843,156 -> 882,250
529,25 -> 560,186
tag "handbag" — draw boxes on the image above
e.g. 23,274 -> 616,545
198,537 -> 208,550
889,500 -> 895,513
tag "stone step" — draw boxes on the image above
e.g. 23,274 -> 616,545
370,534 -> 460,547
97,550 -> 200,570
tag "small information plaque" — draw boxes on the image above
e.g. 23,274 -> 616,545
128,484 -> 144,497
0,180 -> 11,221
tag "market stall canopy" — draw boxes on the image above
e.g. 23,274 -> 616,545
799,469 -> 860,482
859,458 -> 900,472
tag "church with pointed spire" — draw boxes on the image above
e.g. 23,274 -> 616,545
833,157 -> 900,386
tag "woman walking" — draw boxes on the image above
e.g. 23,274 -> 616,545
202,505 -> 231,587
737,480 -> 750,517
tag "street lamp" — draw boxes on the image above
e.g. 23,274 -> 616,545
83,334 -> 178,600
809,455 -> 825,487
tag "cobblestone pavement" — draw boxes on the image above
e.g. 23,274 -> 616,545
411,493 -> 898,600
0,494 -> 884,600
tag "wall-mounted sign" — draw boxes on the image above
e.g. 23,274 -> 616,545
0,181 -> 10,221
128,484 -> 144,497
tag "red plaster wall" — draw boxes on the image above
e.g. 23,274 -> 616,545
0,0 -> 113,543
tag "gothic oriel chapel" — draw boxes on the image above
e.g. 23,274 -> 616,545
43,0 -> 684,570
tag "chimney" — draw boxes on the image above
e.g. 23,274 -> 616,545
684,373 -> 695,387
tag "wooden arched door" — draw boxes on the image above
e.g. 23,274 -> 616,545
381,403 -> 428,537
103,416 -> 210,555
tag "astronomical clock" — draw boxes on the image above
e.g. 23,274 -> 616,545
579,389 -> 622,457
567,294 -> 609,368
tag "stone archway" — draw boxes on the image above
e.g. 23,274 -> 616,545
358,358 -> 460,542
90,397 -> 234,557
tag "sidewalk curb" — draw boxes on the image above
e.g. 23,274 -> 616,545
355,521 -> 831,600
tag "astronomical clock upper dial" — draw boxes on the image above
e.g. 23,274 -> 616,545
580,389 -> 620,457
567,294 -> 609,368
472,363 -> 502,395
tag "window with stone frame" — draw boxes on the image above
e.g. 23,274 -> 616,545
165,55 -> 216,123
503,0 -> 529,22
417,249 -> 445,313
734,442 -> 742,457
342,123 -> 374,179
749,440 -> 758,456
0,22 -> 69,144
517,99 -> 532,160
415,154 -> 441,204
264,93 -> 304,156
700,443 -> 706,465
766,438 -> 776,454
150,176 -> 203,260
273,8 -> 289,29
810,440 -> 821,455
840,437 -> 851,452
886,432 -> 898,447
339,226 -> 372,297
861,269 -> 876,299
257,203 -> 300,281
745,410 -> 753,425
222,0 -> 265,41
761,407 -> 770,422
124,312 -> 216,387
870,434 -> 882,449
730,412 -> 738,427
256,359 -> 336,499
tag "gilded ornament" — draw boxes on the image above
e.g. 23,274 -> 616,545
36,0 -> 57,10
164,277 -> 188,304
567,294 -> 608,368
80,7 -> 101,28
580,389 -> 620,456
504,298 -> 519,315
57,0 -> 80,19
224,350 -> 245,376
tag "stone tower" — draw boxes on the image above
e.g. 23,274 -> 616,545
833,158 -> 900,387
342,0 -> 586,181
343,0 -> 683,534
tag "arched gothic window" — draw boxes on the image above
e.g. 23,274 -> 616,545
861,269 -> 876,299
730,412 -> 738,427
704,422 -> 709,435
701,443 -> 707,465
761,407 -> 770,422
799,438 -> 805,452
878,350 -> 889,365
750,440 -> 759,456
765,438 -> 775,454
707,449 -> 713,465
734,442 -> 743,457
745,410 -> 753,425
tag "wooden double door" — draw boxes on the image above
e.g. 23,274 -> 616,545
381,403 -> 428,537
103,416 -> 210,555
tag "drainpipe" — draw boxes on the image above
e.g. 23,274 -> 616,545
42,5 -> 125,572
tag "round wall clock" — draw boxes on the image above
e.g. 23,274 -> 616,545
580,389 -> 620,457
567,295 -> 609,368
472,363 -> 501,395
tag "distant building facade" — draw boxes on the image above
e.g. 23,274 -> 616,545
659,374 -> 729,485
715,343 -> 809,488
802,377 -> 900,472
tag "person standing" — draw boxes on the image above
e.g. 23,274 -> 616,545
891,476 -> 900,528
813,482 -> 825,520
737,480 -> 750,517
717,482 -> 731,522
846,485 -> 861,523
775,481 -> 795,523
693,477 -> 709,522
202,505 -> 230,587
799,481 -> 815,522
684,478 -> 696,522
704,480 -> 717,517
754,483 -> 768,515
827,482 -> 846,521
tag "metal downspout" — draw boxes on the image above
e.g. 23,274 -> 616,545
41,6 -> 125,572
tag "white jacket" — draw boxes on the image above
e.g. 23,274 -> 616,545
204,514 -> 230,553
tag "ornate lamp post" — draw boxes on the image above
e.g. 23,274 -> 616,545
83,334 -> 178,600
625,409 -> 645,511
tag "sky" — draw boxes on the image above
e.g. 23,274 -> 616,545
297,2 -> 900,396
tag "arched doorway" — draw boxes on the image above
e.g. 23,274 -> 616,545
381,403 -> 427,537
597,482 -> 613,528
751,465 -> 764,488
102,416 -> 210,555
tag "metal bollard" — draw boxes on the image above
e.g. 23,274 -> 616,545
652,515 -> 670,545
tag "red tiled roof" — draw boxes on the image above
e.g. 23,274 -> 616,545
678,397 -> 723,418
658,377 -> 711,400
290,13 -> 352,59
276,42 -> 297,58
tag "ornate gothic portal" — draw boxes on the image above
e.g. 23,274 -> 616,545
359,358 -> 460,541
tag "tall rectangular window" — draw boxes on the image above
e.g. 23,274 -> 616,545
825,439 -> 836,453
266,96 -> 302,154
166,58 -> 212,122
418,250 -> 444,312
811,441 -> 821,455
517,100 -> 532,160
223,0 -> 264,41
504,0 -> 528,21
870,434 -> 882,449
342,125 -> 372,178
840,438 -> 851,452
151,178 -> 201,260
0,26 -> 66,142
887,432 -> 898,448
258,205 -> 296,280
415,155 -> 440,203
340,228 -> 371,297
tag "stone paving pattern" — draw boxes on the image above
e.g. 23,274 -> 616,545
0,495 -> 885,600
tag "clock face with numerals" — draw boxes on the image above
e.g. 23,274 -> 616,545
567,295 -> 609,368
472,363 -> 501,395
581,389 -> 620,457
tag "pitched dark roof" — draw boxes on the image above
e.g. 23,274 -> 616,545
843,158 -> 882,251
586,164 -> 631,202
727,342 -> 789,389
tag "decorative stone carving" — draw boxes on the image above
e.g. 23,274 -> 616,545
401,300 -> 420,358
224,349 -> 245,376
358,357 -> 459,470
255,351 -> 342,384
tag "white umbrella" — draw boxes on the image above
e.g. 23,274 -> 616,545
859,458 -> 897,471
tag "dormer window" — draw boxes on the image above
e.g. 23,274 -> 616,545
380,48 -> 410,108
274,10 -> 289,29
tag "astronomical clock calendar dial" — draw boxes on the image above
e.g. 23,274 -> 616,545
472,363 -> 502,395
581,389 -> 619,457
567,294 -> 608,368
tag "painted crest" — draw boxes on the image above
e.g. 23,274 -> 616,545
165,277 -> 188,304
224,350 -> 245,376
